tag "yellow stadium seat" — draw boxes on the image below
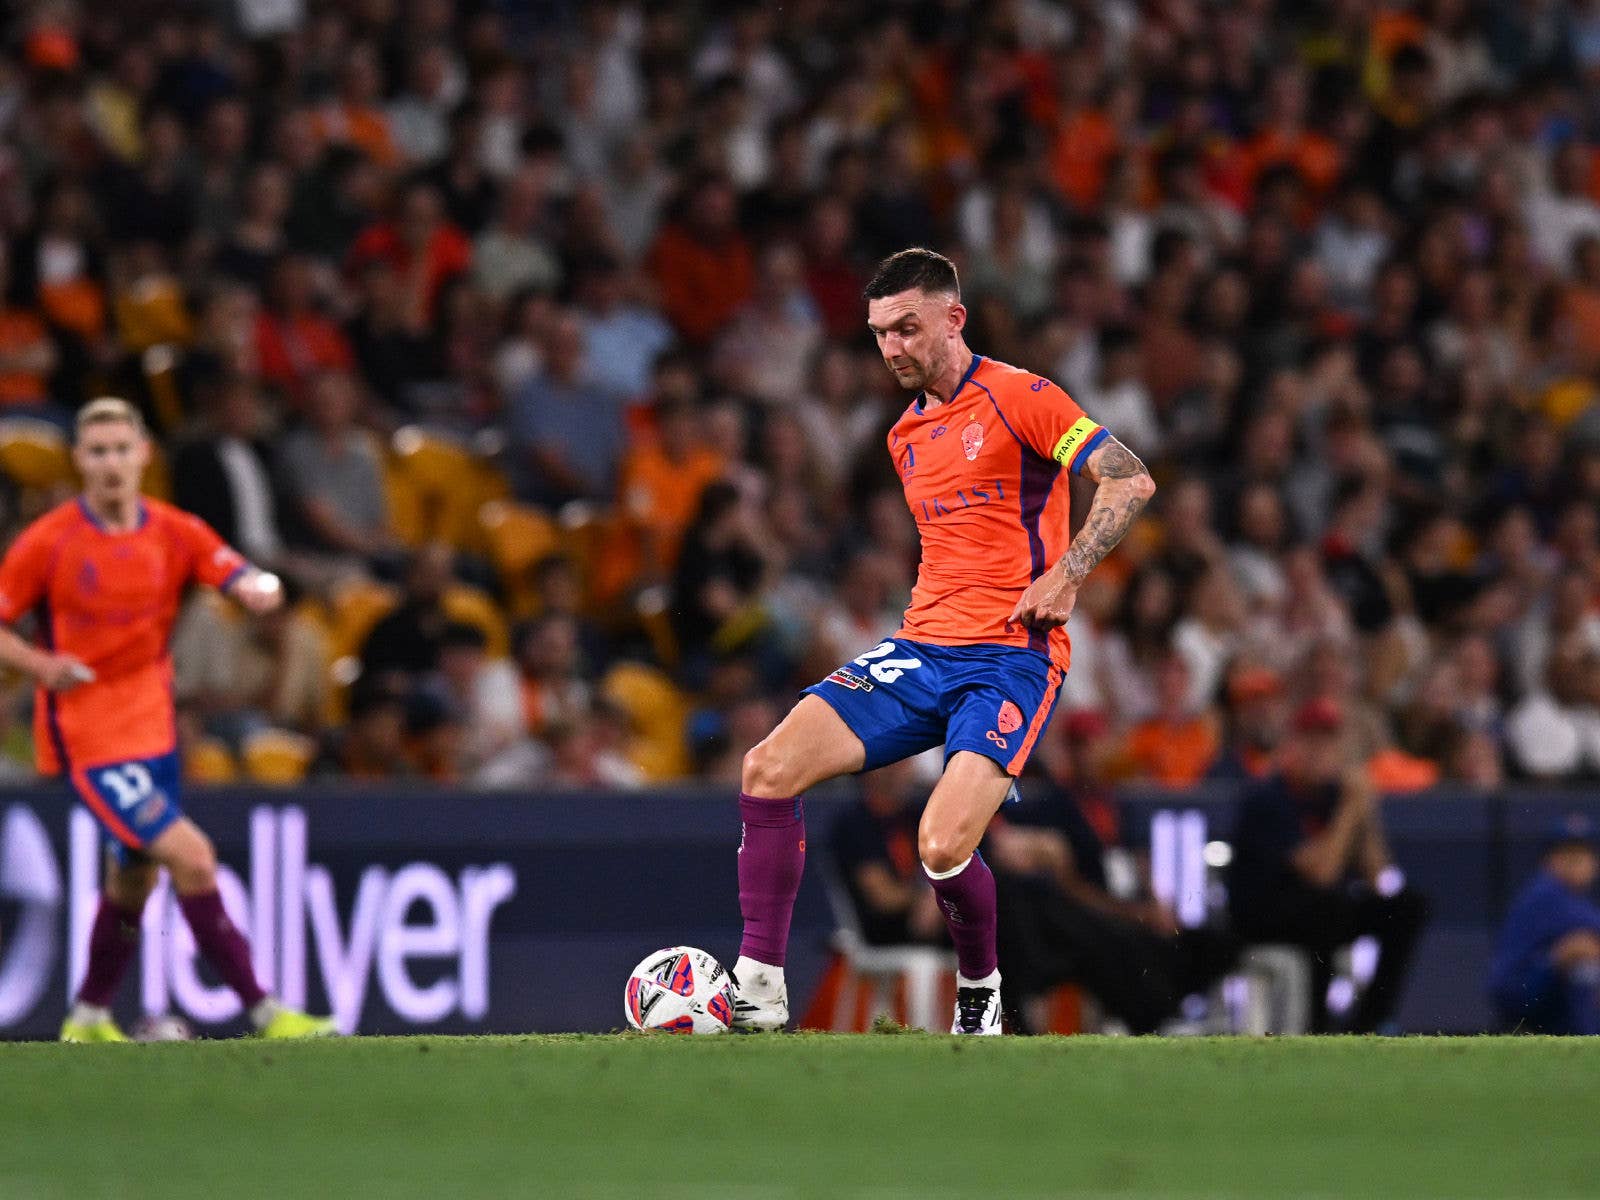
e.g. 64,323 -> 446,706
242,728 -> 316,785
600,661 -> 690,781
0,419 -> 74,491
479,500 -> 561,617
185,737 -> 238,784
442,583 -> 510,658
140,440 -> 173,501
326,577 -> 400,665
390,427 -> 510,551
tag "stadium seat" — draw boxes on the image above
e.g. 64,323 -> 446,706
0,419 -> 73,491
242,728 -> 316,785
391,427 -> 510,552
599,661 -> 690,781
184,737 -> 238,784
798,847 -> 957,1033
325,578 -> 400,665
442,583 -> 510,659
479,500 -> 561,617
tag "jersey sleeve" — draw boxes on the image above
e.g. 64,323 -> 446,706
176,511 -> 250,591
0,521 -> 55,624
1004,374 -> 1111,476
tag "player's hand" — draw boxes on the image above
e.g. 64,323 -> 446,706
1008,564 -> 1078,631
232,569 -> 285,615
36,653 -> 94,692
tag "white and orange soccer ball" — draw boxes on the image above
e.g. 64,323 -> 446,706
624,946 -> 734,1034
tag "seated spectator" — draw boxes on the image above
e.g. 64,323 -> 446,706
1228,699 -> 1430,1032
574,256 -> 674,401
711,241 -> 823,404
1122,652 -> 1219,788
514,612 -> 593,742
359,542 -> 457,685
1505,641 -> 1600,780
254,254 -> 356,407
829,761 -> 947,949
426,621 -> 526,782
545,699 -> 645,790
403,690 -> 465,783
507,311 -> 632,506
0,241 -> 59,414
606,391 -> 724,595
472,164 -> 561,305
278,370 -> 397,567
314,43 -> 399,169
312,678 -> 414,781
172,375 -> 285,568
1206,664 -> 1287,782
646,173 -> 755,348
1490,817 -> 1600,1034
346,181 -> 471,324
170,584 -> 329,745
670,481 -> 778,674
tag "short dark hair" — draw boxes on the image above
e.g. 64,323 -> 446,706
863,248 -> 960,301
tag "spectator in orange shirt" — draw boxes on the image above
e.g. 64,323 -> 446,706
0,242 -> 58,411
315,43 -> 399,169
645,174 -> 754,348
346,182 -> 471,326
1123,652 -> 1220,788
1236,64 -> 1342,202
618,389 -> 725,578
254,254 -> 355,408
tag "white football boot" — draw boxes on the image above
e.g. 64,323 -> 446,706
952,969 -> 1003,1035
729,956 -> 789,1032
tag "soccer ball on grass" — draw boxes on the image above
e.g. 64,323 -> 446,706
624,946 -> 733,1034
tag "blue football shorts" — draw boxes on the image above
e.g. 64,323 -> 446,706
68,749 -> 184,864
802,637 -> 1065,778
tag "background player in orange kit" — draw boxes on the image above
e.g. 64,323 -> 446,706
728,249 -> 1155,1034
0,397 -> 334,1041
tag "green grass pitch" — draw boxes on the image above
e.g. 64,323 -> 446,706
2,1033 -> 1596,1198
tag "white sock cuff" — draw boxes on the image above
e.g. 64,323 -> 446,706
922,854 -> 973,881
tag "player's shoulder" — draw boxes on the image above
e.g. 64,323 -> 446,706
140,497 -> 204,533
21,499 -> 89,542
972,356 -> 1065,403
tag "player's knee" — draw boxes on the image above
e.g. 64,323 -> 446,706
1556,930 -> 1600,969
168,832 -> 218,894
108,862 -> 158,909
741,739 -> 798,799
918,827 -> 969,877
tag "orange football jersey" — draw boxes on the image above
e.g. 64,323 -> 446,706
890,354 -> 1108,668
0,498 -> 248,774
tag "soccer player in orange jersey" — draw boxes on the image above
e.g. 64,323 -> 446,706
0,398 -> 334,1041
728,249 -> 1155,1034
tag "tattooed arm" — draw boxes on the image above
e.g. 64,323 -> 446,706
1009,436 -> 1156,631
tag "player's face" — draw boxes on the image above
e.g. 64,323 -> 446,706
74,420 -> 150,504
867,290 -> 962,391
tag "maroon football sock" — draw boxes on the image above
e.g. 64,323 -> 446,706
76,895 -> 145,1007
736,793 -> 806,968
926,852 -> 999,980
177,889 -> 267,1008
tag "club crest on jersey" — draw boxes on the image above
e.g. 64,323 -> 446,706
998,701 -> 1024,734
826,667 -> 874,692
961,421 -> 984,461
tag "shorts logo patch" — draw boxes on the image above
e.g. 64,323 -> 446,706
961,421 -> 984,461
134,792 -> 168,828
997,701 -> 1024,734
826,668 -> 875,692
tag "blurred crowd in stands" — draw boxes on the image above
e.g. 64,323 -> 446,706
0,0 -> 1596,794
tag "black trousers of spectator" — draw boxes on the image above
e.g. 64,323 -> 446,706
995,872 -> 1240,1034
1234,878 -> 1430,1033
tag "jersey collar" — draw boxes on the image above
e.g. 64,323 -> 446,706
78,496 -> 148,533
914,353 -> 984,415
